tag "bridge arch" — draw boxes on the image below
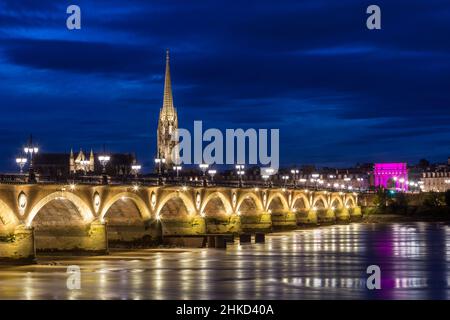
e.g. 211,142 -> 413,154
312,194 -> 329,209
345,196 -> 356,208
236,192 -> 264,215
291,194 -> 310,211
155,192 -> 196,218
330,195 -> 344,209
266,192 -> 289,212
201,192 -> 233,217
0,199 -> 19,234
26,191 -> 94,227
100,192 -> 151,222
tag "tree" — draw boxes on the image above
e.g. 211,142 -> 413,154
393,192 -> 409,214
423,192 -> 444,208
373,187 -> 388,210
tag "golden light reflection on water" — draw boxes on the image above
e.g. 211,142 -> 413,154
1,222 -> 450,299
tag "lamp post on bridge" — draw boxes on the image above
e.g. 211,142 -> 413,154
98,155 -> 111,185
155,158 -> 166,186
261,168 -> 274,188
290,169 -> 299,187
236,164 -> 245,187
173,165 -> 182,180
282,175 -> 289,188
199,164 -> 209,187
131,164 -> 142,179
208,169 -> 217,185
24,135 -> 39,184
15,157 -> 27,174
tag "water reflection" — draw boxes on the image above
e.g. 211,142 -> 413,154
0,222 -> 449,299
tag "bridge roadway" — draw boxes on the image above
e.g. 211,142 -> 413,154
0,182 -> 360,262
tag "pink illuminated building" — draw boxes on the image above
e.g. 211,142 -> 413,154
373,163 -> 408,192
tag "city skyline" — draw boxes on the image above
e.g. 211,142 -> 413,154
1,0 -> 449,172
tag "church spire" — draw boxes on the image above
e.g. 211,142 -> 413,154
162,49 -> 175,113
157,49 -> 179,168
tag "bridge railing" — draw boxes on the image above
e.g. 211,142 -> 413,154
0,173 -> 365,193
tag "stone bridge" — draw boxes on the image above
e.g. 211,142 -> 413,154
0,183 -> 361,261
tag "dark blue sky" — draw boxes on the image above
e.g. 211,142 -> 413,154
1,0 -> 449,172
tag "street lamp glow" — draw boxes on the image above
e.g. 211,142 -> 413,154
98,155 -> 111,185
98,155 -> 111,163
131,164 -> 142,171
15,157 -> 27,173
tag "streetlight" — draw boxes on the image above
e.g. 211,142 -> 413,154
236,165 -> 245,187
155,158 -> 166,185
15,157 -> 27,174
131,164 -> 142,178
155,158 -> 166,174
173,165 -> 182,179
291,169 -> 299,187
262,174 -> 270,186
24,135 -> 39,183
98,155 -> 110,185
261,168 -> 274,187
199,164 -> 209,175
282,175 -> 289,187
208,169 -> 217,184
199,164 -> 209,187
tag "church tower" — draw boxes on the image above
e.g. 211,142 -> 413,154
156,49 -> 179,169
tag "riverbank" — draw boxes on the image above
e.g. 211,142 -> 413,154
361,213 -> 450,223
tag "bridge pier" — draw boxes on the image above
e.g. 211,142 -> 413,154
350,206 -> 363,220
240,212 -> 272,233
107,219 -> 162,246
271,211 -> 297,230
161,216 -> 206,236
335,208 -> 350,223
34,220 -> 108,254
317,208 -> 336,224
205,214 -> 241,234
296,209 -> 318,226
0,225 -> 35,263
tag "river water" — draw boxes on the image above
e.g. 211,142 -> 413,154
1,222 -> 449,300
